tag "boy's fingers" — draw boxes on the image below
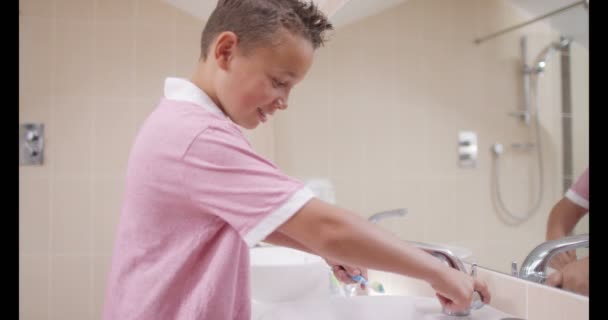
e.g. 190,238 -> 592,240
334,269 -> 354,283
545,271 -> 563,288
474,279 -> 491,304
331,265 -> 367,284
435,293 -> 451,308
341,265 -> 361,276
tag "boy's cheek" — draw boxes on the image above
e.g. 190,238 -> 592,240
240,93 -> 267,109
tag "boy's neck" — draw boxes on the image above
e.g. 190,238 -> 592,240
189,60 -> 225,114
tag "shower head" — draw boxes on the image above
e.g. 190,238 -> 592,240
534,37 -> 572,74
555,37 -> 573,48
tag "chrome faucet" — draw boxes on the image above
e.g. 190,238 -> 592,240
368,208 -> 482,316
368,208 -> 466,272
406,240 -> 467,273
518,233 -> 589,284
408,240 -> 484,317
368,208 -> 467,273
368,208 -> 407,223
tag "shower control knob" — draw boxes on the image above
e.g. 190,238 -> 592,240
458,131 -> 478,168
26,131 -> 39,142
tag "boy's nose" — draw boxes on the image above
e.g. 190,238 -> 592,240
274,98 -> 287,110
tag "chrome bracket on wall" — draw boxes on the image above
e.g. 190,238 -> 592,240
20,123 -> 44,166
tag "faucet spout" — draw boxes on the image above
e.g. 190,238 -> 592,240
405,240 -> 482,316
368,209 -> 481,316
405,240 -> 467,273
519,233 -> 589,283
368,208 -> 407,224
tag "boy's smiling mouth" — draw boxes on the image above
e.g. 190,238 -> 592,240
257,107 -> 270,123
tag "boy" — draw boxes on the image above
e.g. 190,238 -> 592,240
103,0 -> 491,319
545,166 -> 589,295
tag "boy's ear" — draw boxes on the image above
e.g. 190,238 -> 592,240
214,31 -> 238,71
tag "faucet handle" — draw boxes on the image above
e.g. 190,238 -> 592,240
442,263 -> 484,316
469,263 -> 484,310
511,261 -> 518,276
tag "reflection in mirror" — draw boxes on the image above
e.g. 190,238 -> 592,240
276,0 -> 587,296
519,233 -> 588,296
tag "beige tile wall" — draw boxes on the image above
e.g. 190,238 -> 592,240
275,0 -> 588,276
18,1 -> 279,319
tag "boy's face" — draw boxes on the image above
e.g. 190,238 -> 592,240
215,30 -> 315,129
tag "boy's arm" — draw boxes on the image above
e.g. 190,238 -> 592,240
546,197 -> 588,241
546,197 -> 588,270
263,230 -> 367,284
262,231 -> 313,253
276,198 -> 490,312
276,198 -> 445,283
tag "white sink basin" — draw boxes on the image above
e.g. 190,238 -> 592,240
250,246 -> 516,319
250,246 -> 331,303
253,295 -> 515,320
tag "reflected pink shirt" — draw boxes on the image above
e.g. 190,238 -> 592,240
102,77 -> 314,319
566,167 -> 589,210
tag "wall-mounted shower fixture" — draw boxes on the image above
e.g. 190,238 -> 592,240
491,142 -> 535,155
20,123 -> 44,166
490,35 -> 572,225
512,36 -> 533,125
527,37 -> 572,76
510,142 -> 536,152
491,137 -> 543,225
514,36 -> 571,126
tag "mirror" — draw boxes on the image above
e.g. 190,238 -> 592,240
273,0 -> 588,295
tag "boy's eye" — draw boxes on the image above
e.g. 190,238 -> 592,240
272,78 -> 287,88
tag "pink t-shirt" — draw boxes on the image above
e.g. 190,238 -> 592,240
102,77 -> 315,319
565,167 -> 589,210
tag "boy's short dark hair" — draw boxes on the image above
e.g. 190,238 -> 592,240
200,0 -> 333,60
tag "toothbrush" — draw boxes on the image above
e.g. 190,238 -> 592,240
350,274 -> 385,294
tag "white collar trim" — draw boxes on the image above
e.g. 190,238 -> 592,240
163,77 -> 227,118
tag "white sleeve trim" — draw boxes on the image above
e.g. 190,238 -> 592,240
565,189 -> 589,210
244,187 -> 315,247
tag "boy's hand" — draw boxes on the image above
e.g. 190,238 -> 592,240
548,250 -> 577,270
430,267 -> 491,314
545,257 -> 589,296
324,257 -> 368,288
